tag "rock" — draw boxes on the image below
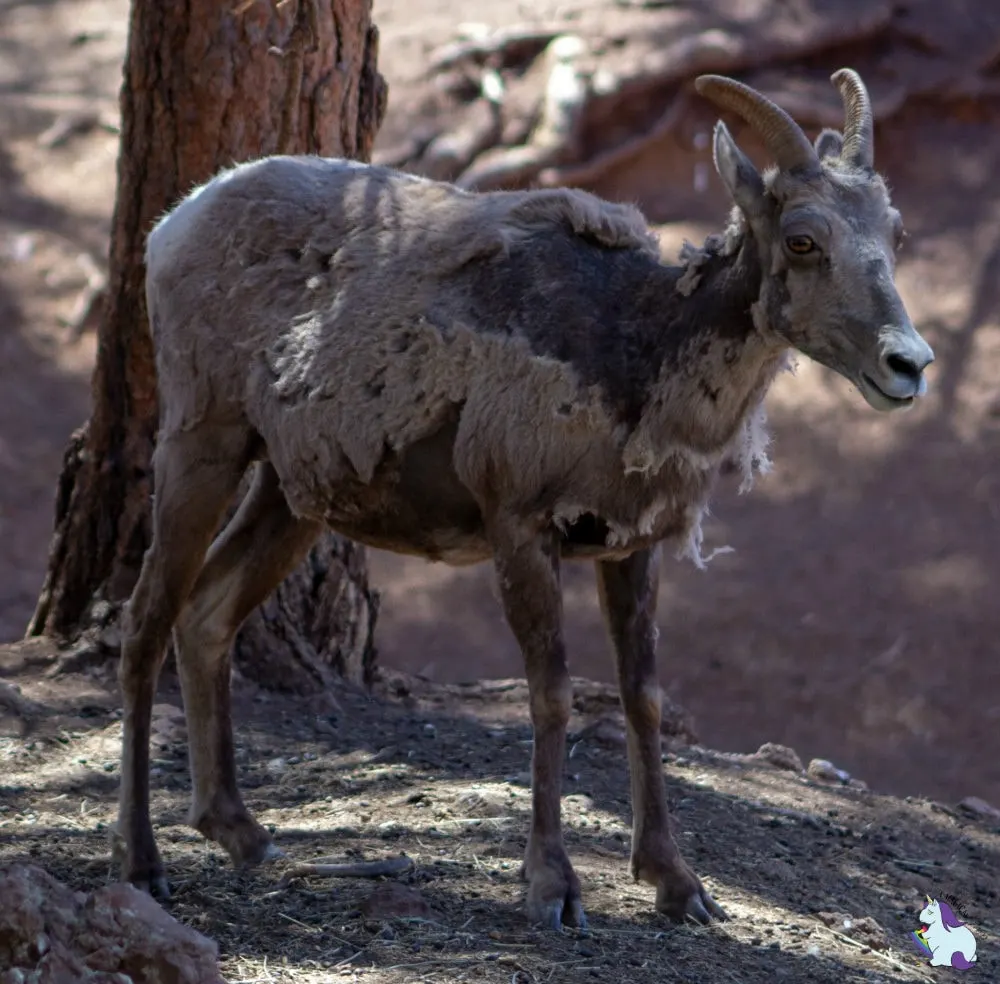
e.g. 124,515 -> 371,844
958,795 -> 1000,820
151,719 -> 187,745
807,758 -> 851,783
815,911 -> 888,951
150,704 -> 187,747
150,703 -> 184,722
360,883 -> 432,920
506,772 -> 532,787
660,694 -> 699,746
844,916 -> 889,951
753,742 -> 804,772
589,718 -> 627,748
572,715 -> 627,749
456,788 -> 509,818
0,863 -> 223,984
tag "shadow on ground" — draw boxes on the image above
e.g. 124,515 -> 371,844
2,646 -> 998,983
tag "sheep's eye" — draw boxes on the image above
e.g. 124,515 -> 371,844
786,235 -> 815,255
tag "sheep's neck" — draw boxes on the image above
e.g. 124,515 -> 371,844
625,232 -> 786,475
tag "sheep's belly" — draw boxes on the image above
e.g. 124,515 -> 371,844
319,490 -> 701,567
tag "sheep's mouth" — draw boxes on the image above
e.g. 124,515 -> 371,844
859,372 -> 917,412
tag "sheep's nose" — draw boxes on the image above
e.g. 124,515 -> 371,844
882,335 -> 935,382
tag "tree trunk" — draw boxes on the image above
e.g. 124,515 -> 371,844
27,0 -> 387,690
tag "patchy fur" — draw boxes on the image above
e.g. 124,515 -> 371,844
676,504 -> 735,571
114,68 -> 937,936
145,156 -> 783,569
143,135 -> 926,571
674,242 -> 710,297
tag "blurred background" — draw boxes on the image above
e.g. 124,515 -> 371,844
2,0 -> 999,806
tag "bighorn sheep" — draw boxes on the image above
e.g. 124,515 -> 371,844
116,68 -> 933,928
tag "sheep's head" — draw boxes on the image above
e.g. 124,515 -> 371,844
695,69 -> 934,411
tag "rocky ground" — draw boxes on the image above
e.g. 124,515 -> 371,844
1,637 -> 999,982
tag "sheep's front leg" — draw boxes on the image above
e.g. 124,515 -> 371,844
491,522 -> 585,930
595,546 -> 727,925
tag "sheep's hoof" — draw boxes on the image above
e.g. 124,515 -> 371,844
528,893 -> 589,933
655,876 -> 728,925
112,825 -> 171,899
124,867 -> 171,900
225,829 -> 283,869
146,873 -> 172,900
523,853 -> 587,931
194,805 -> 279,869
245,841 -> 286,867
683,887 -> 728,925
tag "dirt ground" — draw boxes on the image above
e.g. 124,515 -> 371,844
1,0 -> 1000,979
2,636 -> 999,983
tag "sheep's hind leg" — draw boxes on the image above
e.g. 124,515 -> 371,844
174,462 -> 322,866
595,546 -> 728,925
490,521 -> 585,931
117,428 -> 249,897
172,460 -> 322,867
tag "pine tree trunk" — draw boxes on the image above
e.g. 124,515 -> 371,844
28,0 -> 387,689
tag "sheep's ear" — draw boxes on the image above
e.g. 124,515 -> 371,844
815,127 -> 844,161
712,120 -> 766,219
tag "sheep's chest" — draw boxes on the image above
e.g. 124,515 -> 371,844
555,453 -> 722,562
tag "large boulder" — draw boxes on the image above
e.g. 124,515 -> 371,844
0,864 -> 224,984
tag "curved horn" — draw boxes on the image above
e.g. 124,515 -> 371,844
830,68 -> 874,168
695,74 -> 818,173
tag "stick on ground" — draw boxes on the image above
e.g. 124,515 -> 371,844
277,854 -> 414,887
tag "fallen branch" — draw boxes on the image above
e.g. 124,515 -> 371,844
538,91 -> 690,188
456,36 -> 590,191
63,253 -> 108,338
418,96 -> 502,181
277,854 -> 413,887
37,111 -> 118,149
427,26 -> 562,74
372,127 -> 442,169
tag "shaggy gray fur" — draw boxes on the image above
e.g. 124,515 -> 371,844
147,158 -> 774,569
118,68 -> 933,933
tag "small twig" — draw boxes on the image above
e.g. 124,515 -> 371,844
435,816 -> 517,825
278,854 -> 413,887
383,958 -> 494,972
333,950 -> 365,968
820,925 -> 934,982
471,854 -> 496,881
277,911 -> 321,933
892,858 -> 940,872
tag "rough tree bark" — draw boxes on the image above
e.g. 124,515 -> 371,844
27,0 -> 387,691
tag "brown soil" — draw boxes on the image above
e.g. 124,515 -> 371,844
2,637 -> 998,983
1,1 -> 1000,979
